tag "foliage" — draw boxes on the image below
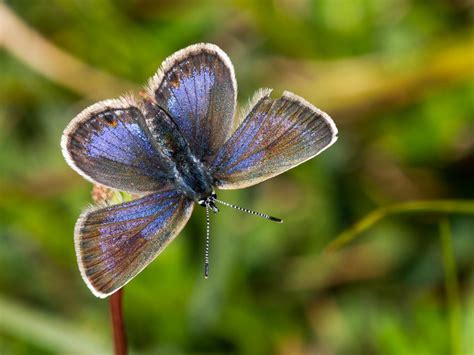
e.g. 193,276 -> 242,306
0,0 -> 472,354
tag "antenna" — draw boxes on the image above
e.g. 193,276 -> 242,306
204,205 -> 210,278
213,198 -> 283,223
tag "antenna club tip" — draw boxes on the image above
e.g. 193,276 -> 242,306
270,216 -> 283,223
204,275 -> 208,279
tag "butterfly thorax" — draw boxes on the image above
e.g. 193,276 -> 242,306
144,102 -> 215,202
173,156 -> 214,202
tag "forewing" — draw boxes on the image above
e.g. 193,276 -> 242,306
147,43 -> 237,163
75,189 -> 194,298
61,97 -> 173,193
211,90 -> 338,189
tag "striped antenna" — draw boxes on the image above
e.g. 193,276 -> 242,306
204,205 -> 210,279
214,199 -> 283,223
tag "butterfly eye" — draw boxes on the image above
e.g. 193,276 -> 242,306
198,199 -> 206,206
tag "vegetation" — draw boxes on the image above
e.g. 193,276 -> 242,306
0,1 -> 472,354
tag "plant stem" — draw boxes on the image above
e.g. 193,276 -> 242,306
91,186 -> 128,354
109,289 -> 127,355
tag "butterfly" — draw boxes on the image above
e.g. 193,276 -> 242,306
61,43 -> 338,298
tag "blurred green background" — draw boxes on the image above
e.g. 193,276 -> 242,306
0,0 -> 473,354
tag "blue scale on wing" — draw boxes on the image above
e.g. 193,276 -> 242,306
88,120 -> 152,165
167,68 -> 215,147
152,46 -> 236,164
211,93 -> 336,189
213,111 -> 269,173
100,191 -> 177,224
76,189 -> 194,297
65,105 -> 174,193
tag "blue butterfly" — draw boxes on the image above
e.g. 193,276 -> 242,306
61,43 -> 338,298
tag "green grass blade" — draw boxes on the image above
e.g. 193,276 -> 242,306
439,219 -> 462,355
325,200 -> 474,253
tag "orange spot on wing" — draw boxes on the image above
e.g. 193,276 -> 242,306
103,115 -> 118,127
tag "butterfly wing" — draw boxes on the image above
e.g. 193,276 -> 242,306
61,97 -> 174,193
147,43 -> 237,164
75,189 -> 194,298
211,90 -> 338,189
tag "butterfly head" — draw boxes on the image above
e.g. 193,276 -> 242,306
198,191 -> 219,213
